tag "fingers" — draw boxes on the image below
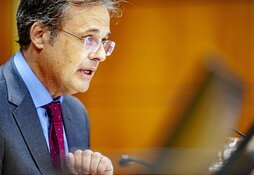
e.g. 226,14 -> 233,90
74,150 -> 83,174
81,150 -> 93,173
89,152 -> 102,174
66,153 -> 78,175
98,156 -> 113,175
67,149 -> 113,175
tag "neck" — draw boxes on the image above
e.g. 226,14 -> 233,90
21,46 -> 61,99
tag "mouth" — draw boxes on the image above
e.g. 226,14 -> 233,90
79,68 -> 96,80
83,70 -> 93,75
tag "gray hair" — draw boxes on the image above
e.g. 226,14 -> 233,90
16,0 -> 122,49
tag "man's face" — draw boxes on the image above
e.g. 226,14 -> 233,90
39,5 -> 110,97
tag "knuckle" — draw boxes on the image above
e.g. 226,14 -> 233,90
92,152 -> 102,158
94,151 -> 101,155
83,149 -> 93,156
100,156 -> 108,165
74,150 -> 82,156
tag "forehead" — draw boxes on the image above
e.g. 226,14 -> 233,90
62,4 -> 111,35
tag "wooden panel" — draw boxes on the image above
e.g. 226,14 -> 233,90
0,1 -> 14,63
1,0 -> 253,151
75,0 -> 254,149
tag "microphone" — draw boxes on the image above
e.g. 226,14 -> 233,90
119,155 -> 154,168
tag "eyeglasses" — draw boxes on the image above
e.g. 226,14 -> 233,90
60,29 -> 115,56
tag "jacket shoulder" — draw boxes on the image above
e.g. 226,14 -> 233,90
63,95 -> 87,113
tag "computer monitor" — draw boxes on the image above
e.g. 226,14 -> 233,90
150,57 -> 245,174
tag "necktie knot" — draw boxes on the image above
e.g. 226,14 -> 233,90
43,102 -> 63,122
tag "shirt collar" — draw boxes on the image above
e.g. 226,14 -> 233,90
14,50 -> 63,108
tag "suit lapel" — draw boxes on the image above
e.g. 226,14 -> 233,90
62,101 -> 88,152
13,95 -> 56,174
3,57 -> 57,175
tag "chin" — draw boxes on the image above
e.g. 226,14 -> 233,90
76,83 -> 90,93
67,80 -> 91,95
68,87 -> 89,95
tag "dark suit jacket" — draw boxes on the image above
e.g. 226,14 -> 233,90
0,57 -> 90,175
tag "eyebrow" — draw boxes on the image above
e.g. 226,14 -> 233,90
84,28 -> 111,38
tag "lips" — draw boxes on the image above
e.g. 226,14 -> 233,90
83,70 -> 93,75
79,67 -> 97,80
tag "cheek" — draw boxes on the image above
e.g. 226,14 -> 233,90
60,36 -> 88,63
61,52 -> 85,74
58,49 -> 77,67
54,41 -> 88,74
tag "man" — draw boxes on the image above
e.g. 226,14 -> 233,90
0,0 -> 121,174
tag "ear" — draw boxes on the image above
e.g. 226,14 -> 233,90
30,22 -> 47,50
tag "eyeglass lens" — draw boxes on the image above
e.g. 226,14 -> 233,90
84,36 -> 115,56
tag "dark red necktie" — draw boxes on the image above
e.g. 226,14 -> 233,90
43,102 -> 66,170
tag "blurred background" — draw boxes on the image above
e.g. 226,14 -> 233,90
0,0 -> 254,174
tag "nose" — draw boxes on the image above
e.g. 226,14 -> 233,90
88,44 -> 106,62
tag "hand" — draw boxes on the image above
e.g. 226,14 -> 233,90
66,150 -> 113,175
